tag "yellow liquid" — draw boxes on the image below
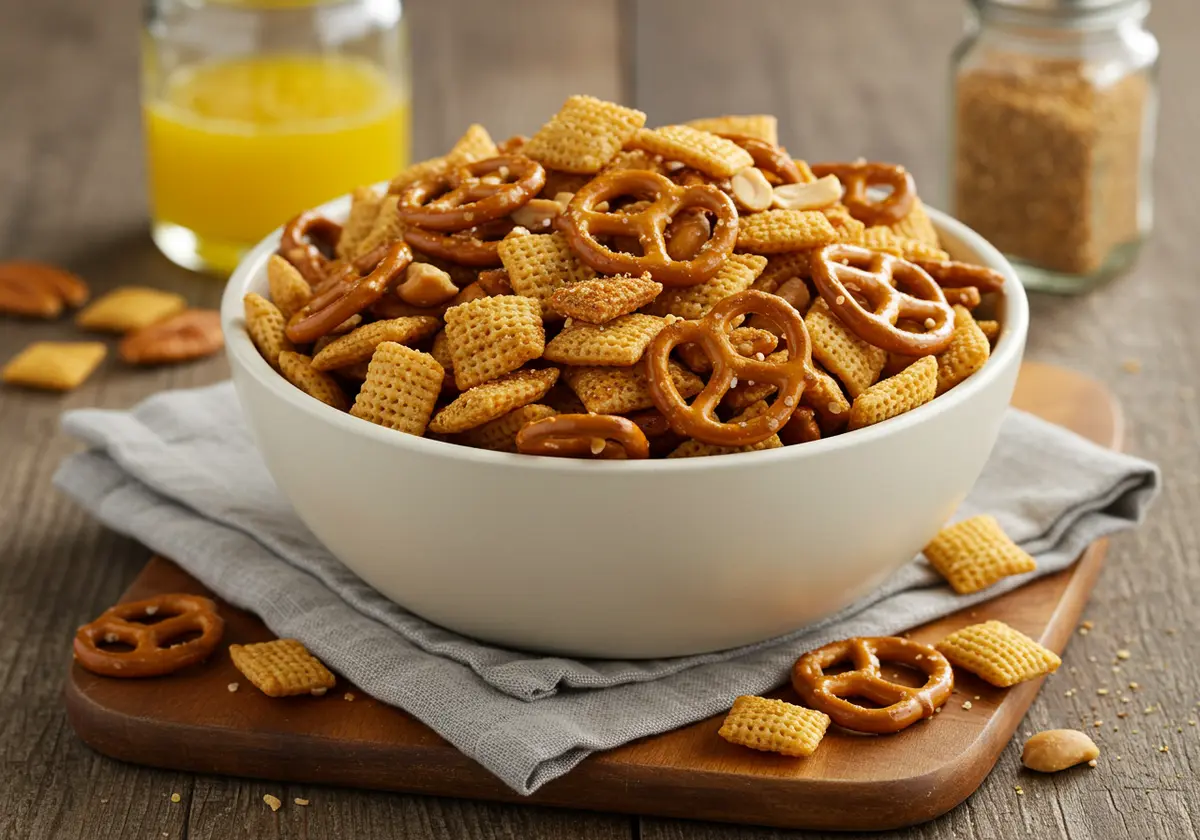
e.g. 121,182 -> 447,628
145,55 -> 407,274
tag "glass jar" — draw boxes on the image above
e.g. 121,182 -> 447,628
142,0 -> 410,276
950,0 -> 1159,294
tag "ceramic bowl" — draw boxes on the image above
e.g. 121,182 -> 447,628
221,199 -> 1028,658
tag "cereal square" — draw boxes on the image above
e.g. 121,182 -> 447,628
243,292 -> 295,369
336,186 -> 384,260
456,404 -> 558,453
751,252 -> 812,294
349,342 -> 444,434
548,273 -> 662,323
977,319 -> 1001,344
936,305 -> 991,395
278,351 -> 350,412
628,125 -> 754,177
443,296 -> 545,389
354,194 -> 405,259
686,114 -> 779,146
2,341 -> 106,391
924,514 -> 1037,595
889,197 -> 941,248
646,253 -> 766,320
805,297 -> 887,398
937,620 -> 1061,688
543,313 -> 666,366
76,286 -> 187,333
736,210 -> 839,253
429,367 -> 559,434
522,95 -> 647,174
563,362 -> 702,415
311,317 -> 441,371
718,695 -> 831,757
847,355 -> 937,431
229,638 -> 336,698
267,255 -> 313,319
445,123 -> 499,165
498,231 -> 596,314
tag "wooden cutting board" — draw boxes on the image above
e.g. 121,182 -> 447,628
64,361 -> 1121,832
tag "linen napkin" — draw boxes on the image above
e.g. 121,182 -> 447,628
54,382 -> 1159,794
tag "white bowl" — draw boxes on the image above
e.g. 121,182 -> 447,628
221,199 -> 1028,659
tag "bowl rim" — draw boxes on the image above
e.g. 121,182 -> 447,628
221,195 -> 1029,474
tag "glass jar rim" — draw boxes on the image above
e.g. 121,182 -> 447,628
973,0 -> 1150,28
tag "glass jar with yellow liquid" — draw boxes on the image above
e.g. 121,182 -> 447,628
142,0 -> 409,275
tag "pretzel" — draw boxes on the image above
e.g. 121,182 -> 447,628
516,413 -> 650,459
718,134 -> 803,184
404,218 -> 513,267
395,155 -> 545,232
560,169 -> 738,287
646,290 -> 812,446
791,636 -> 954,734
810,161 -> 915,226
73,594 -> 225,678
810,243 -> 955,355
279,211 -> 343,285
285,241 -> 412,344
912,258 -> 1006,293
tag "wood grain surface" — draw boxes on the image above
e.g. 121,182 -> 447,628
1,1 -> 1196,838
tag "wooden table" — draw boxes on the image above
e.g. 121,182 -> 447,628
1,1 -> 1196,838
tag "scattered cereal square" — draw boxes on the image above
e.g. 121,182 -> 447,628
736,210 -> 839,253
686,115 -> 779,146
937,620 -> 1061,688
312,317 -> 441,371
806,296 -> 887,398
349,342 -> 444,435
924,514 -> 1037,595
936,305 -> 991,395
244,292 -> 295,369
522,95 -> 646,174
278,351 -> 350,412
718,695 -> 831,758
543,313 -> 666,366
2,341 -> 106,391
428,367 -> 559,434
456,404 -> 558,452
548,273 -> 662,323
847,354 -> 937,431
443,296 -> 545,389
229,638 -> 336,698
563,362 -> 702,415
647,253 -> 766,320
76,287 -> 187,333
499,230 -> 596,314
627,125 -> 754,178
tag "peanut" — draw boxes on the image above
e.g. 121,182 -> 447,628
731,166 -> 774,213
1021,729 -> 1100,773
398,262 -> 458,307
773,175 -> 843,211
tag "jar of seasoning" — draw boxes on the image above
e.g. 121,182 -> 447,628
950,0 -> 1159,293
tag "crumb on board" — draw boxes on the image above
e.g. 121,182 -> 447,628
294,798 -> 310,806
227,682 -> 239,693
263,794 -> 282,812
170,793 -> 180,803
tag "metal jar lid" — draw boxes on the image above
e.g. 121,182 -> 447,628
978,0 -> 1144,9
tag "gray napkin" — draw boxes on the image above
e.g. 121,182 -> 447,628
54,382 -> 1159,795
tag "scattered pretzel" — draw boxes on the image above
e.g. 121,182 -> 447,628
279,211 -> 343,285
810,243 -> 955,355
403,218 -> 513,267
718,134 -> 803,184
646,290 -> 813,446
912,258 -> 1006,293
516,413 -> 650,460
285,241 -> 412,344
74,593 -> 225,678
396,155 -> 545,232
561,169 -> 738,287
791,636 -> 954,734
810,161 -> 916,226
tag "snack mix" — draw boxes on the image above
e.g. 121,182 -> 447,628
247,96 -> 1006,459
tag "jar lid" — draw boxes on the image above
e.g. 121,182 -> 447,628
979,0 -> 1143,9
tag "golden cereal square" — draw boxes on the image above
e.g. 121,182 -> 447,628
862,225 -> 905,256
266,255 -> 313,319
736,210 -> 839,254
847,355 -> 937,431
686,115 -> 779,146
311,317 -> 441,371
896,237 -> 950,263
601,150 -> 665,175
806,297 -> 887,398
278,351 -> 350,412
802,363 -> 852,433
76,286 -> 187,333
543,313 -> 666,366
824,205 -> 867,245
498,231 -> 596,314
355,194 -> 406,258
548,273 -> 662,323
718,695 -> 830,758
977,320 -> 1001,343
446,123 -> 499,165
2,341 -> 106,391
647,253 -> 767,320
937,306 -> 991,395
627,125 -> 754,178
428,367 -> 559,434
349,342 -> 444,435
443,296 -> 545,389
430,329 -> 455,380
522,95 -> 647,174
751,252 -> 812,294
336,186 -> 384,259
924,514 -> 1037,595
937,620 -> 1061,688
889,197 -> 941,248
244,292 -> 294,369
229,638 -> 336,698
563,362 -> 701,415
389,155 -> 449,196
456,403 -> 557,452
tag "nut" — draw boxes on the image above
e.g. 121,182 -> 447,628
1021,729 -> 1100,773
0,261 -> 90,318
731,166 -> 774,212
666,209 -> 712,260
511,198 -> 563,231
118,309 -> 224,365
397,262 -> 458,307
552,191 -> 576,210
477,269 -> 512,296
772,175 -> 844,211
